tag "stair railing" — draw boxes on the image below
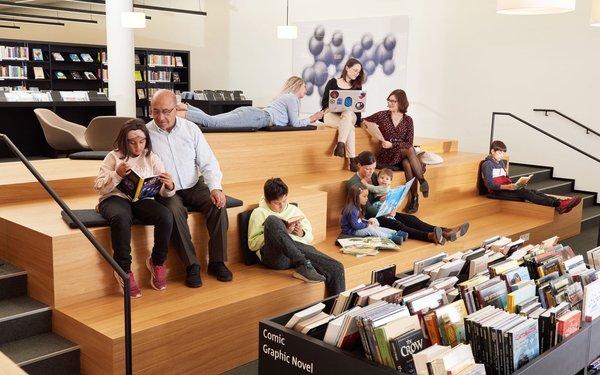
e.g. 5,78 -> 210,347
533,108 -> 600,138
0,134 -> 132,375
490,112 -> 600,164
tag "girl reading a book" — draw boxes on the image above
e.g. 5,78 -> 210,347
481,140 -> 581,214
95,119 -> 176,298
360,89 -> 428,213
348,151 -> 469,245
176,76 -> 324,129
341,183 -> 408,244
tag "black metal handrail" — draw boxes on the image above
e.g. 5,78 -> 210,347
533,108 -> 600,138
0,134 -> 132,375
490,112 -> 600,164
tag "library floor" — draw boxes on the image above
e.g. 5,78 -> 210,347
221,361 -> 257,375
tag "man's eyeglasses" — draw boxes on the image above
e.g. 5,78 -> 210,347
151,107 -> 176,116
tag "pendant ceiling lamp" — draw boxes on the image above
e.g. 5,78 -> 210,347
591,0 -> 600,26
277,0 -> 297,39
496,0 -> 576,14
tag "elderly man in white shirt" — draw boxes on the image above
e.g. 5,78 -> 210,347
147,89 -> 232,288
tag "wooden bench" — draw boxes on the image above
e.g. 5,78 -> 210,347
0,128 -> 582,374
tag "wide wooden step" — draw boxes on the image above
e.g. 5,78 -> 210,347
51,195 -> 580,375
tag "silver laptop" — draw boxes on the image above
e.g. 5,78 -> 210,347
327,89 -> 367,112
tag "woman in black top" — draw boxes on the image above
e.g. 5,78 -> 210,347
320,58 -> 364,171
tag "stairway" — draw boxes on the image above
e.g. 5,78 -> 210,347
509,163 -> 600,254
0,261 -> 80,375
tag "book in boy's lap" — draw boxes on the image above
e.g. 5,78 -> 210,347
376,178 -> 415,217
117,170 -> 162,201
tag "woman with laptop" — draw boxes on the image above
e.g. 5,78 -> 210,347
360,89 -> 428,214
320,58 -> 365,172
176,76 -> 324,128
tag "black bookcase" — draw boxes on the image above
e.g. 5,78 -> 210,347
260,292 -> 600,375
0,39 -> 190,117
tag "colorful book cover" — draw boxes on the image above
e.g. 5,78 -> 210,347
375,178 -> 414,217
477,279 -> 508,310
556,309 -> 581,342
116,170 -> 162,202
508,319 -> 539,372
434,299 -> 468,347
69,53 -> 80,62
54,71 -> 67,79
390,328 -> 424,374
80,53 -> 94,62
32,48 -> 43,61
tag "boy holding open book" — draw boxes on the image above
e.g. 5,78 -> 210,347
248,178 -> 346,295
481,140 -> 581,214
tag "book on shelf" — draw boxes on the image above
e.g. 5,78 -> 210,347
475,277 -> 508,310
135,70 -> 143,82
413,344 -> 451,375
371,264 -> 396,286
515,174 -> 533,189
507,318 -> 539,372
583,279 -> 600,322
84,71 -> 96,80
586,245 -> 600,269
70,71 -> 82,80
54,71 -> 67,79
137,88 -> 146,100
69,53 -> 80,62
172,71 -> 181,82
433,299 -> 468,347
429,343 -> 475,375
375,178 -> 414,217
52,52 -> 64,61
555,309 -> 581,343
284,302 -> 325,329
33,67 -> 44,80
390,327 -> 425,373
80,53 -> 94,62
116,170 -> 162,202
32,48 -> 43,61
175,55 -> 183,67
293,311 -> 332,334
506,280 -> 536,313
413,252 -> 449,274
134,54 -> 141,65
501,266 -> 531,291
352,284 -> 386,307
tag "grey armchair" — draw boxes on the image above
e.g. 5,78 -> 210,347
85,116 -> 136,151
33,108 -> 90,153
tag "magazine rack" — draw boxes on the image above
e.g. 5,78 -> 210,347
260,288 -> 600,375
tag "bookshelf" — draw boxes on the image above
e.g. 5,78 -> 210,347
132,48 -> 190,117
260,282 -> 600,375
0,39 -> 190,117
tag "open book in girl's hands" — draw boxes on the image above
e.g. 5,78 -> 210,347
375,178 -> 415,217
117,171 -> 162,202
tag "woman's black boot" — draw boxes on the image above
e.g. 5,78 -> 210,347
407,195 -> 419,214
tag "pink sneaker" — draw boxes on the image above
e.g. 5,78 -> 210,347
556,195 -> 582,214
146,256 -> 167,290
114,271 -> 142,298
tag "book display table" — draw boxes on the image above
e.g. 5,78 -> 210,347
259,290 -> 600,375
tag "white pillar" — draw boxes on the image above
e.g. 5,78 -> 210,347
105,0 -> 136,117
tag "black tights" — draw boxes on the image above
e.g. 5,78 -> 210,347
397,147 -> 425,196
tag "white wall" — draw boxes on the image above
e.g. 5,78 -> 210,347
226,0 -> 600,198
6,0 -> 600,196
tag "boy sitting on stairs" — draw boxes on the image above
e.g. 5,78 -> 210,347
248,178 -> 346,296
481,140 -> 581,214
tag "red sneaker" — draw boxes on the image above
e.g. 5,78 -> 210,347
114,271 -> 142,298
556,195 -> 582,214
146,256 -> 167,290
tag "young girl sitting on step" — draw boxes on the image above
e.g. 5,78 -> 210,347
341,183 -> 408,244
95,119 -> 175,298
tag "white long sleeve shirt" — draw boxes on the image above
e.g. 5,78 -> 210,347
146,117 -> 223,192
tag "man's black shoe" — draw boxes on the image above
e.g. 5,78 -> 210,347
208,262 -> 233,282
186,264 -> 202,288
